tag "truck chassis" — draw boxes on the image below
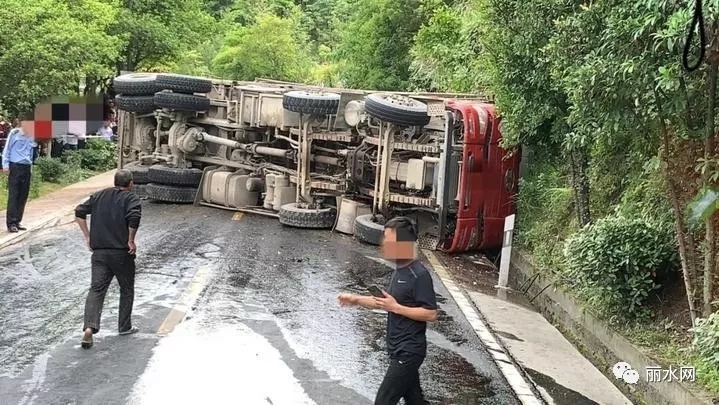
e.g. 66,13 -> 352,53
114,73 -> 520,253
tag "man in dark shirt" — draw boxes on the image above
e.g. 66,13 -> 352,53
338,216 -> 438,405
75,169 -> 142,349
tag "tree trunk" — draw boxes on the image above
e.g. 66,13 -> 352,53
702,35 -> 719,317
656,88 -> 701,325
570,145 -> 591,226
661,146 -> 701,325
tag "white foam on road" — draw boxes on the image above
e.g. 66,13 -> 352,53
127,321 -> 316,405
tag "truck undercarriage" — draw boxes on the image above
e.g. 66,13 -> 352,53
114,73 -> 520,253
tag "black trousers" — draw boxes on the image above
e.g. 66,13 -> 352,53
375,354 -> 429,405
83,249 -> 136,334
6,162 -> 31,228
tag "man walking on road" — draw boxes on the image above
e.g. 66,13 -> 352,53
337,216 -> 438,405
2,114 -> 37,233
75,169 -> 142,349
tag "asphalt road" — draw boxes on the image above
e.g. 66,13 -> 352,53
0,202 -> 519,405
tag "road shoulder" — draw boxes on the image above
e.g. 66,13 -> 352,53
423,249 -> 633,405
423,249 -> 544,405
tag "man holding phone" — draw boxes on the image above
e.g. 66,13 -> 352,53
338,216 -> 438,405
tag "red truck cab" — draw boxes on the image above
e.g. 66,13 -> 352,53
443,101 -> 520,252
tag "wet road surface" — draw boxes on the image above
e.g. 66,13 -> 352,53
0,203 -> 519,404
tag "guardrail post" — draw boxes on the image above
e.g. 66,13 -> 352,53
497,214 -> 515,291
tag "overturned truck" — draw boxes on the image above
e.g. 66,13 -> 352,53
113,73 -> 520,252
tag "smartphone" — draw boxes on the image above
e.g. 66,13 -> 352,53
367,285 -> 384,298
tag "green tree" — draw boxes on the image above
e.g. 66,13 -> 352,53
472,0 -> 592,226
409,3 -> 487,93
0,0 -> 121,116
333,0 -> 442,90
111,0 -> 216,72
546,0 -> 719,322
212,12 -> 314,81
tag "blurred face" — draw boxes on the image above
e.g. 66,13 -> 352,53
20,120 -> 34,137
381,228 -> 416,261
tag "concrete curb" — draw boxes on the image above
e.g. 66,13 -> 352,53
510,249 -> 715,405
423,250 -> 545,405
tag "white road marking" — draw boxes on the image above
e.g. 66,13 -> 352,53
127,322 -> 316,405
423,250 -> 543,405
17,353 -> 49,405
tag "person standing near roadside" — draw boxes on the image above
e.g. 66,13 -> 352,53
0,117 -> 9,150
97,120 -> 114,141
75,169 -> 142,349
2,114 -> 37,233
337,216 -> 438,405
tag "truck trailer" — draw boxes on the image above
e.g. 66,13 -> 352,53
112,73 -> 520,253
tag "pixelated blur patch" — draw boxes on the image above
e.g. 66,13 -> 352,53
34,121 -> 52,139
68,121 -> 86,136
87,96 -> 105,122
32,95 -> 116,140
69,100 -> 86,121
52,120 -> 69,139
20,121 -> 34,137
51,97 -> 70,121
34,102 -> 52,121
87,120 -> 103,134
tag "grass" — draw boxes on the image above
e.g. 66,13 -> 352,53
621,322 -> 719,394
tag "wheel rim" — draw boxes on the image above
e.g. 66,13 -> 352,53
377,94 -> 423,108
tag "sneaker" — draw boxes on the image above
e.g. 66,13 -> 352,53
119,326 -> 139,336
7,226 -> 18,233
81,333 -> 93,349
16,225 -> 26,231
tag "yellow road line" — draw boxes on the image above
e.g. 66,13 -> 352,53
156,265 -> 212,336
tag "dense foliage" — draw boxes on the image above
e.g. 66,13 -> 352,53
564,215 -> 679,320
36,141 -> 115,183
7,0 -> 719,392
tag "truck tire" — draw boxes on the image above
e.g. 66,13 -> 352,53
156,74 -> 213,94
113,73 -> 160,96
364,93 -> 430,127
126,164 -> 150,184
278,203 -> 337,229
282,91 -> 341,116
354,214 -> 385,245
115,95 -> 156,113
154,91 -> 210,112
148,165 -> 203,187
146,183 -> 197,204
132,184 -> 148,199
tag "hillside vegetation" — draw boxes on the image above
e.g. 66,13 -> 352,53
3,0 -> 719,393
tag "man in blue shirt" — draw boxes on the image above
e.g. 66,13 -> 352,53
2,115 -> 37,232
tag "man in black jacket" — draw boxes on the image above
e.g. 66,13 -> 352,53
337,216 -> 438,405
75,169 -> 142,349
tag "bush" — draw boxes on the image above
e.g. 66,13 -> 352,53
692,312 -> 719,365
515,156 -> 577,275
35,156 -> 66,183
563,214 -> 679,320
77,139 -> 116,171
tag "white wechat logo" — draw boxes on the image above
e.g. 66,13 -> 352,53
612,362 -> 640,384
